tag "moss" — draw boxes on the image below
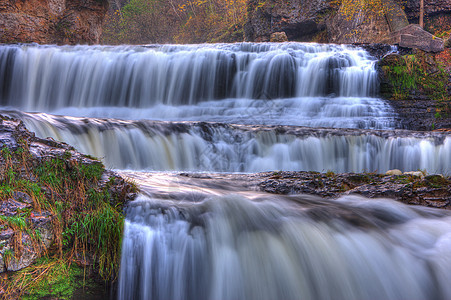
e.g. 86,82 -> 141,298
325,170 -> 335,178
382,52 -> 450,106
8,257 -> 104,300
348,174 -> 372,184
1,140 -> 135,298
424,175 -> 450,188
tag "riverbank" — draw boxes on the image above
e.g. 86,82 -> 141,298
379,48 -> 451,130
0,116 -> 136,298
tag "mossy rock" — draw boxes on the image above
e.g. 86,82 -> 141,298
378,54 -> 406,67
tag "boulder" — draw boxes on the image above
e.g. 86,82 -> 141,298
383,24 -> 444,52
403,171 -> 425,179
270,32 -> 288,42
386,169 -> 403,176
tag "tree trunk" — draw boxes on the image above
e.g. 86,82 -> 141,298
420,0 -> 424,28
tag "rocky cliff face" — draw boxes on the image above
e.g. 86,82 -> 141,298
0,0 -> 108,44
245,0 -> 451,44
244,0 -> 331,42
400,0 -> 451,19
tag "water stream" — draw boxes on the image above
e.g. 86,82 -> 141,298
0,43 -> 450,299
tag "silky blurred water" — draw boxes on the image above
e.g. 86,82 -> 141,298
0,43 -> 449,300
116,177 -> 451,300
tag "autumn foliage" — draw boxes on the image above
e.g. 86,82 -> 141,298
102,0 -> 247,44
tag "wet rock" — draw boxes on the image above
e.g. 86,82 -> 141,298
171,170 -> 451,209
389,99 -> 451,130
360,44 -> 398,60
255,171 -> 451,209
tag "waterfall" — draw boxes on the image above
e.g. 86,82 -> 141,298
118,192 -> 451,300
0,42 -> 449,300
1,44 -> 378,110
10,112 -> 450,174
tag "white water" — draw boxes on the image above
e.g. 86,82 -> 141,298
9,112 -> 450,174
0,44 -> 377,108
1,43 -> 450,300
0,43 -> 397,130
118,186 -> 451,300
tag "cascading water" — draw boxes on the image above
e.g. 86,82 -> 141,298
0,42 -> 450,300
116,173 -> 451,300
8,111 -> 450,173
0,43 -> 398,129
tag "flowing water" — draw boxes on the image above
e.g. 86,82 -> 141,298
0,43 -> 396,128
5,111 -> 450,173
117,172 -> 451,300
0,43 -> 450,300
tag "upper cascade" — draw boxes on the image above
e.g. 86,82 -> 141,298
0,43 -> 378,111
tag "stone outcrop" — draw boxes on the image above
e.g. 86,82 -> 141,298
0,0 -> 108,44
257,171 -> 451,209
327,0 -> 409,44
177,171 -> 451,209
0,116 -> 135,274
390,99 -> 451,130
245,0 -> 451,45
383,24 -> 444,52
245,0 -> 331,42
326,9 -> 392,44
378,49 -> 451,130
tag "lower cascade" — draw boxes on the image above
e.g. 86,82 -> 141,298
118,191 -> 451,300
